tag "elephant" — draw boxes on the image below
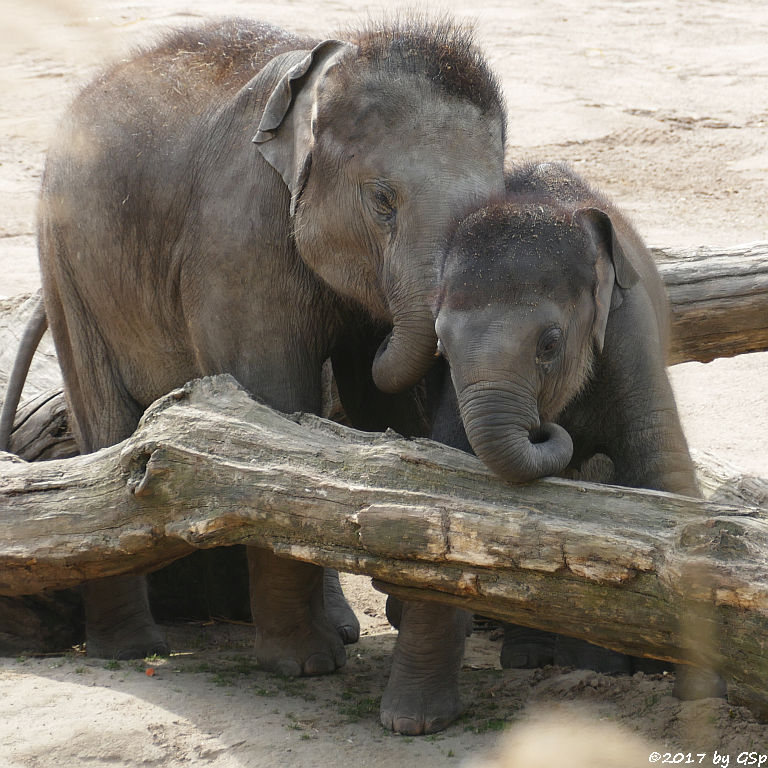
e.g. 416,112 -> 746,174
433,162 -> 727,697
435,160 -> 698,495
34,12 -> 507,723
380,160 -> 705,729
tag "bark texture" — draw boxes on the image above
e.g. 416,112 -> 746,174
653,242 -> 768,363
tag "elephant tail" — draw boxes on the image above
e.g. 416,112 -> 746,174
0,293 -> 48,452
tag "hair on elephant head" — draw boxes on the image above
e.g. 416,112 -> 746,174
435,161 -> 694,492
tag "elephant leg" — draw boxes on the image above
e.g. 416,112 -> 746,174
500,625 -> 633,674
83,575 -> 169,659
247,547 -> 346,677
673,665 -> 727,700
385,594 -> 403,630
553,635 -> 632,674
44,288 -> 167,660
323,569 -> 359,645
380,600 -> 468,735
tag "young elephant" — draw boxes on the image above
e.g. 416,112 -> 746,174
435,161 -> 698,497
36,13 -> 506,708
396,161 -> 704,708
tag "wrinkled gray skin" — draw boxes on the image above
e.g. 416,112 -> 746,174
409,161 -> 704,702
37,16 -> 505,732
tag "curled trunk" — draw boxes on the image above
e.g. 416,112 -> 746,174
457,380 -> 573,483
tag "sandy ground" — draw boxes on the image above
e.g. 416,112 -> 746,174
1,0 -> 767,765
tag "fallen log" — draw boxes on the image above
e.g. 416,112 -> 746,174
653,242 -> 768,364
1,374 -> 767,717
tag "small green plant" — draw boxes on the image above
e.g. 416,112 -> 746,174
466,718 -> 507,734
105,660 -> 121,671
338,696 -> 379,722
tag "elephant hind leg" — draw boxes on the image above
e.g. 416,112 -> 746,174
247,548 -> 346,677
380,600 -> 468,735
43,284 -> 167,659
83,575 -> 169,659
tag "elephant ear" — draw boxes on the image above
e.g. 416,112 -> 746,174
252,40 -> 357,215
575,207 -> 641,353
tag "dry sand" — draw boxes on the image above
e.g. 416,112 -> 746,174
1,0 -> 767,765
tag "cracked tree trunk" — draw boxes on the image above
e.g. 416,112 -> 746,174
1,375 -> 768,719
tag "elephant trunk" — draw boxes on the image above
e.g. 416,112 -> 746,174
457,380 -> 573,483
372,303 -> 437,394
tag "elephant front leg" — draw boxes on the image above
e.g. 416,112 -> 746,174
380,600 -> 469,735
247,547 -> 346,677
83,574 -> 169,659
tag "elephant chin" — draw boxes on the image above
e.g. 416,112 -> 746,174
371,312 -> 437,394
458,384 -> 574,484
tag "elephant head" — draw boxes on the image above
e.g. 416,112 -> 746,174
253,21 -> 507,393
435,201 -> 639,483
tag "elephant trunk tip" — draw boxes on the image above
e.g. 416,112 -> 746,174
371,324 -> 438,394
470,418 -> 574,485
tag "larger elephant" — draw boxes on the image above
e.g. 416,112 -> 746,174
36,14 -> 505,710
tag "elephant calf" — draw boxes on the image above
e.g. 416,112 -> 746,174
434,160 -> 698,498
391,162 -> 705,720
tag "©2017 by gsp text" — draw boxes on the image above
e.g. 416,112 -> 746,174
649,753 -> 768,766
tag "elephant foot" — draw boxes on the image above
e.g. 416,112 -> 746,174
380,601 -> 467,735
248,548 -> 346,678
83,574 -> 170,660
500,625 -> 556,668
323,568 -> 360,645
254,616 -> 347,677
501,624 -> 632,674
86,625 -> 170,660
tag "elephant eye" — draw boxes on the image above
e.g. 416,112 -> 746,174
536,326 -> 563,366
367,181 -> 397,223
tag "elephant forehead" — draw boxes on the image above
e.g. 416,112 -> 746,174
442,218 -> 596,306
441,257 -> 591,309
319,78 -> 504,173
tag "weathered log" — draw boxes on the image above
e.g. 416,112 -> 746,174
653,242 -> 768,364
8,388 -> 77,462
1,374 -> 767,716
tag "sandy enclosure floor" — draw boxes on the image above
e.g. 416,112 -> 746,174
1,0 -> 767,766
